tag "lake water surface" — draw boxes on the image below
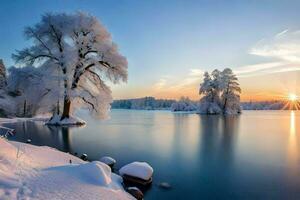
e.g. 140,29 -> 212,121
3,110 -> 300,199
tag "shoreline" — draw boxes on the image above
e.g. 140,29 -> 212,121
0,138 -> 134,200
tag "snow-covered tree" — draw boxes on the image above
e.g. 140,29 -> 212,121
0,59 -> 17,117
198,68 -> 241,114
220,68 -> 241,114
199,72 -> 213,102
12,12 -> 128,123
7,65 -> 59,117
198,71 -> 222,114
0,59 -> 7,89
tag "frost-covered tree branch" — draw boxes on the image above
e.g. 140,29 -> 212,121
12,12 -> 128,123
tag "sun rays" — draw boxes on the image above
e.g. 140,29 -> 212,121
289,94 -> 298,102
281,93 -> 300,110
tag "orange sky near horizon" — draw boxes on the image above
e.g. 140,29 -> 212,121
112,70 -> 300,102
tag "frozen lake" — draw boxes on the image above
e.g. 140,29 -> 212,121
3,110 -> 300,199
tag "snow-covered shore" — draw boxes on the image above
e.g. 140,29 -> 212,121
0,117 -> 48,124
0,138 -> 134,200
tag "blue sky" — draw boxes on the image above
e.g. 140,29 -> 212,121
1,0 -> 300,100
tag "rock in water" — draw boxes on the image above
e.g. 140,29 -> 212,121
126,187 -> 144,200
80,154 -> 88,161
99,156 -> 116,168
158,182 -> 171,190
119,162 -> 153,186
0,59 -> 7,89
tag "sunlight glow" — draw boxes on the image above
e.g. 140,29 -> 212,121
289,94 -> 298,102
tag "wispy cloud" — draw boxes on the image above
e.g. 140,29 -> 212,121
250,29 -> 300,62
236,29 -> 300,77
151,68 -> 204,99
149,30 -> 300,99
153,78 -> 167,90
188,69 -> 204,77
234,62 -> 284,76
275,29 -> 289,38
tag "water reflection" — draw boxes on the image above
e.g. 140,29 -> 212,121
198,115 -> 239,165
172,113 -> 199,162
287,111 -> 300,179
196,115 -> 240,197
4,121 -> 78,154
3,110 -> 300,199
290,111 -> 296,136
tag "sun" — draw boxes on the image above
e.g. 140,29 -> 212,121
289,93 -> 298,102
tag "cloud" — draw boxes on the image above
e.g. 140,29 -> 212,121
234,62 -> 284,76
236,30 -> 300,77
250,29 -> 300,62
188,69 -> 204,77
150,30 -> 300,99
153,78 -> 167,89
151,68 -> 204,99
275,29 -> 289,38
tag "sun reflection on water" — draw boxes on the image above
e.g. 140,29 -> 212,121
290,111 -> 296,136
287,111 -> 299,178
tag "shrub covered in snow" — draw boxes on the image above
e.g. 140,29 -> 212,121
171,97 -> 198,112
197,101 -> 222,114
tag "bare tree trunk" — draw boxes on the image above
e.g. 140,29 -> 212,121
61,98 -> 71,120
223,98 -> 227,111
223,84 -> 230,113
61,65 -> 70,120
57,100 -> 60,115
23,100 -> 27,117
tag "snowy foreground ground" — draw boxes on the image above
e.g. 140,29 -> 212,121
0,138 -> 134,200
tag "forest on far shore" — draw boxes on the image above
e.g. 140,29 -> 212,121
111,97 -> 289,111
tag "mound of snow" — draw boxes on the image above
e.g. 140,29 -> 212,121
119,162 -> 153,181
75,161 -> 112,185
46,114 -> 86,126
100,156 -> 116,166
0,138 -> 134,200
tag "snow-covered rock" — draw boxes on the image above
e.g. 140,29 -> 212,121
100,156 -> 116,167
46,114 -> 86,126
0,138 -> 134,200
119,162 -> 153,181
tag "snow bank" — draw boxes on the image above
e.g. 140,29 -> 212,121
0,138 -> 134,200
0,117 -> 48,125
46,114 -> 86,126
119,162 -> 153,181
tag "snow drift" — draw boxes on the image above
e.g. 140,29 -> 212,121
0,138 -> 134,200
46,114 -> 86,126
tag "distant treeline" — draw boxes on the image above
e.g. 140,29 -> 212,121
112,97 -> 289,111
111,97 -> 176,110
241,100 -> 286,110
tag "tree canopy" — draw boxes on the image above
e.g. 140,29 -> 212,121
12,12 -> 128,121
